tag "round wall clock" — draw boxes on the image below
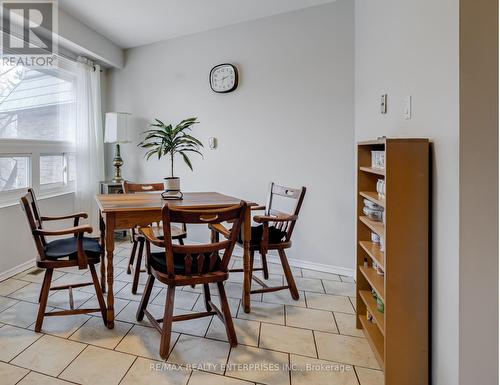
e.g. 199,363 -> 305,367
209,63 -> 238,93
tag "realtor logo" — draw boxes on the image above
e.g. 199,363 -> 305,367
0,0 -> 57,65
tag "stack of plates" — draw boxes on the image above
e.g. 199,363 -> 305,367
363,199 -> 384,222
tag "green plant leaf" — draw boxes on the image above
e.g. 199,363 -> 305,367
181,134 -> 203,147
154,118 -> 166,126
179,151 -> 193,171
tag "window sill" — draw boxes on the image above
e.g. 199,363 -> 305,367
0,190 -> 74,210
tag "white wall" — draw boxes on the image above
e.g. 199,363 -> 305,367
0,194 -> 75,277
106,1 -> 355,273
58,9 -> 124,68
355,0 -> 459,384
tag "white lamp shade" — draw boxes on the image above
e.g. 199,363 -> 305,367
104,112 -> 132,143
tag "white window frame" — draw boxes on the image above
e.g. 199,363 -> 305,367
39,152 -> 75,194
0,152 -> 31,204
0,58 -> 78,208
0,138 -> 75,207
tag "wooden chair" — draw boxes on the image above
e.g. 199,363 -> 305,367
20,188 -> 107,332
210,183 -> 306,301
122,181 -> 187,294
136,201 -> 246,358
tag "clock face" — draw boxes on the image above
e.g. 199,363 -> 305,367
209,64 -> 238,93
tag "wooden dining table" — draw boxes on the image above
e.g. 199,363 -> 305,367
95,191 -> 256,328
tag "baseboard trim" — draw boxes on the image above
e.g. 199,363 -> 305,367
230,248 -> 354,277
0,249 -> 355,280
0,258 -> 35,282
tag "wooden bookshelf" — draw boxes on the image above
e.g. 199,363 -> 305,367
359,166 -> 385,176
359,241 -> 385,269
359,216 -> 384,237
359,316 -> 384,368
360,191 -> 386,207
359,266 -> 385,301
356,138 -> 429,385
359,290 -> 385,332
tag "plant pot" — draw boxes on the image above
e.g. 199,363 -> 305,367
162,177 -> 183,200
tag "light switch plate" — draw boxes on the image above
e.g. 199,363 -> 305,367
380,94 -> 387,114
403,96 -> 412,120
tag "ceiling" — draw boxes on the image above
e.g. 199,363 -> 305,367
59,0 -> 336,49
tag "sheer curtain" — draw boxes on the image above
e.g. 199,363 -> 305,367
74,57 -> 104,234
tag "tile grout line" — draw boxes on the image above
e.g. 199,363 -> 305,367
116,355 -> 139,385
353,365 -> 363,385
55,342 -> 89,380
287,352 -> 292,385
14,368 -> 82,385
13,368 -> 30,385
7,328 -> 44,364
331,309 -> 341,334
312,330 -> 320,359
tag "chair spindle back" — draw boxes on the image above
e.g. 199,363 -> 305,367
264,182 -> 306,241
20,188 -> 47,260
160,202 -> 246,276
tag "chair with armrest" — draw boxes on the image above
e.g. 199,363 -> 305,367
210,182 -> 306,302
136,201 -> 246,359
122,180 -> 187,294
20,188 -> 107,332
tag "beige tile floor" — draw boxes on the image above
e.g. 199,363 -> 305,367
0,240 -> 383,385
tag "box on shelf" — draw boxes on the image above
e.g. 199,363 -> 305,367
371,150 -> 385,169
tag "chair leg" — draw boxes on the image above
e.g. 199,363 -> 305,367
159,285 -> 176,359
89,263 -> 108,325
35,268 -> 53,332
178,238 -> 184,245
203,284 -> 212,311
38,270 -> 49,303
100,254 -> 106,293
136,274 -> 155,321
261,252 -> 269,280
100,216 -> 106,293
216,281 -> 237,347
131,239 -> 144,295
127,239 -> 138,274
249,249 -> 255,279
278,249 -> 299,300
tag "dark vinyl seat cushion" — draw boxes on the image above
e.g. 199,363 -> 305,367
238,225 -> 287,245
150,252 -> 221,275
44,237 -> 102,260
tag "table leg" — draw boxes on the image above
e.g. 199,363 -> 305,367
242,205 -> 252,313
99,212 -> 106,293
105,213 -> 116,329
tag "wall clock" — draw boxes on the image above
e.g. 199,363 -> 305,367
209,63 -> 238,93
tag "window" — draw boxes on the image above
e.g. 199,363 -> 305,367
67,154 -> 76,182
0,65 -> 76,141
39,153 -> 75,189
0,61 -> 77,205
0,155 -> 29,191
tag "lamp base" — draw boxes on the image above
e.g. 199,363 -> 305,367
112,143 -> 124,184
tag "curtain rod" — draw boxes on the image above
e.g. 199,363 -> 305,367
1,27 -> 103,72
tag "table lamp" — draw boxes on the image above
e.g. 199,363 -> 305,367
104,112 -> 132,183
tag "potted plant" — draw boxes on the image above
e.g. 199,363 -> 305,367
138,117 -> 203,199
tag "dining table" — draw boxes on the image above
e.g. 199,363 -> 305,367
95,191 -> 256,328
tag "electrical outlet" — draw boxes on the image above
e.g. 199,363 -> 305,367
403,96 -> 412,119
380,94 -> 387,114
